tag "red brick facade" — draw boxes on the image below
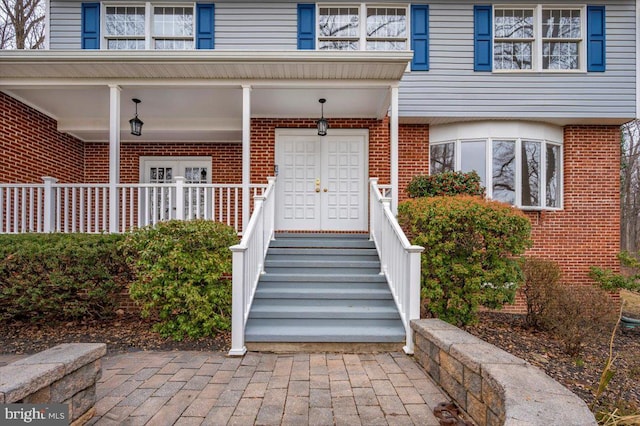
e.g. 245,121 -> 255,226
0,91 -> 84,183
84,142 -> 242,184
0,93 -> 622,314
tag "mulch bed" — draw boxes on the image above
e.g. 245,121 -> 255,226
464,312 -> 640,416
1,312 -> 638,416
0,314 -> 230,355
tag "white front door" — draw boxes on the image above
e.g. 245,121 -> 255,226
275,130 -> 368,231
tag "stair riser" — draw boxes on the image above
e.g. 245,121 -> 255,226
269,241 -> 375,249
254,292 -> 393,300
265,267 -> 382,275
249,312 -> 401,319
259,274 -> 387,283
268,248 -> 379,256
267,254 -> 380,262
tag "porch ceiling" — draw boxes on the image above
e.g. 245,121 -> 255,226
0,51 -> 410,143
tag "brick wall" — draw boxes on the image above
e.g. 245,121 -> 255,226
501,125 -> 621,313
399,123 -> 430,201
83,142 -> 242,183
0,92 -> 84,183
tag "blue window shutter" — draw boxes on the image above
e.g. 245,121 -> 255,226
298,4 -> 315,50
196,3 -> 215,49
587,5 -> 605,72
81,3 -> 100,49
411,5 -> 429,71
474,5 -> 492,71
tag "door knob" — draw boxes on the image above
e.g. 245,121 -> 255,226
323,188 -> 328,192
315,178 -> 321,193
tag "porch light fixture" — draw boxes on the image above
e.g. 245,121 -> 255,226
129,98 -> 144,136
317,98 -> 328,137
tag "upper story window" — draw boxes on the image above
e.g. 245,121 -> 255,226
103,4 -> 194,50
430,122 -> 563,210
493,5 -> 584,71
318,4 -> 408,51
475,5 -> 604,73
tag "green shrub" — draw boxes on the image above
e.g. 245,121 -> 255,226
589,251 -> 640,292
122,220 -> 238,340
521,257 -> 562,329
0,233 -> 130,322
398,195 -> 532,326
541,285 -> 617,356
406,171 -> 485,198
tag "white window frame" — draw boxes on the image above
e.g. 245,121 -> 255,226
102,2 -> 195,50
316,3 -> 410,51
140,156 -> 212,183
493,4 -> 586,73
430,122 -> 564,211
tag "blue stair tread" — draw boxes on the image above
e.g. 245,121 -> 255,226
244,319 -> 405,343
259,273 -> 387,282
249,305 -> 401,319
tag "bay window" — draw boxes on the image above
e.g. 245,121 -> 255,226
430,123 -> 563,210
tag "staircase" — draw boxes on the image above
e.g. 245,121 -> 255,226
244,233 -> 406,350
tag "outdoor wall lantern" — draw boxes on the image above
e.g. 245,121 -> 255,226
129,98 -> 144,136
317,98 -> 328,136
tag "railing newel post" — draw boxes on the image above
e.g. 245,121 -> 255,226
42,177 -> 58,233
175,177 -> 185,221
229,244 -> 248,356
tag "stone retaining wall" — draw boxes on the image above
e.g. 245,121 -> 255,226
411,319 -> 596,426
0,343 -> 106,425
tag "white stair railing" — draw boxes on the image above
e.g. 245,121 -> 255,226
229,177 -> 276,356
369,178 -> 424,354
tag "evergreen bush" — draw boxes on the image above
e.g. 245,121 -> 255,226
122,220 -> 238,340
0,233 -> 129,322
398,195 -> 532,325
406,171 -> 485,198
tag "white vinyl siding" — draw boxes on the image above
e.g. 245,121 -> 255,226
46,0 -> 636,122
215,2 -> 297,50
400,0 -> 636,122
49,1 -> 82,49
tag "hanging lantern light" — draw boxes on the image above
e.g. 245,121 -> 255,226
317,98 -> 328,137
129,98 -> 144,136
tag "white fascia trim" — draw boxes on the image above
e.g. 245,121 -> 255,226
0,79 -> 401,88
0,50 -> 414,63
430,121 -> 564,144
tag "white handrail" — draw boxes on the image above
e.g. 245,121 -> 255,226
0,179 -> 268,234
228,177 -> 277,356
369,178 -> 424,354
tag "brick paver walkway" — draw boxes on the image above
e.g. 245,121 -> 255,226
89,351 -> 447,425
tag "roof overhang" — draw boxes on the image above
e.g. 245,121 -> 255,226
0,50 -> 411,143
0,50 -> 413,80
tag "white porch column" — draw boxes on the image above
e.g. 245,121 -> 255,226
108,85 -> 121,233
242,85 -> 252,232
390,85 -> 399,214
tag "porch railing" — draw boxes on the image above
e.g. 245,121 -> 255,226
0,177 -> 267,234
229,177 -> 276,356
369,178 -> 424,354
